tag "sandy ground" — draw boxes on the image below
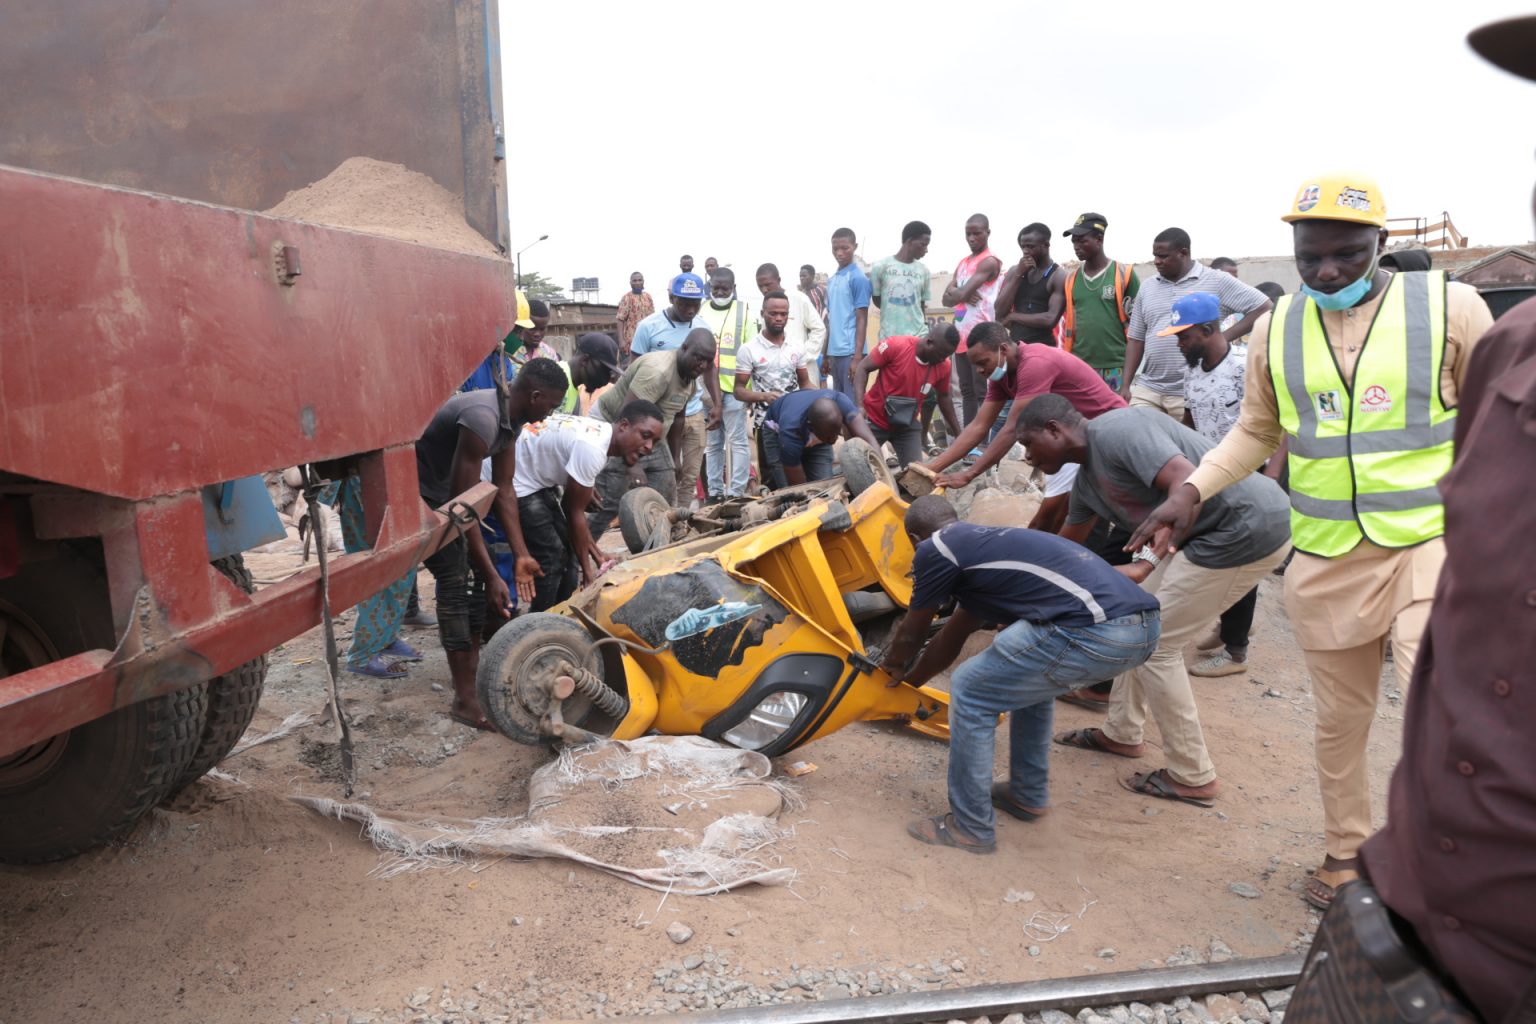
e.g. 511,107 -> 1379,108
0,534 -> 1406,1024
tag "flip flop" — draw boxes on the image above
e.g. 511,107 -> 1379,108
906,813 -> 995,854
1053,727 -> 1144,758
347,656 -> 409,679
990,783 -> 1046,823
1120,768 -> 1216,808
380,638 -> 424,662
1056,691 -> 1111,711
448,711 -> 497,732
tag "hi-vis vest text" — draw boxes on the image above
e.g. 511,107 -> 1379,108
1268,270 -> 1455,558
1061,261 -> 1133,354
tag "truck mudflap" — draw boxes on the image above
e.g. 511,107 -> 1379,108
0,449 -> 495,758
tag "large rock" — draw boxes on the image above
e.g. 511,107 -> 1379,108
965,488 -> 1041,527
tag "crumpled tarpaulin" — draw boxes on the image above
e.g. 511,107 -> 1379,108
292,735 -> 800,893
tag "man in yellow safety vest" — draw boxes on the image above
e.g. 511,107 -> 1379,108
1128,174 -> 1494,910
700,267 -> 757,500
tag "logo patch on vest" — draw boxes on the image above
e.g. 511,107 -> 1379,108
1314,389 -> 1344,421
1359,385 -> 1393,413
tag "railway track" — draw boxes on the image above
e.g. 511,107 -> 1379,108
627,955 -> 1303,1024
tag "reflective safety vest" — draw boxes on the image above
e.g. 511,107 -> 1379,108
701,300 -> 753,393
1060,260 -> 1133,354
556,359 -> 579,414
1269,270 -> 1455,558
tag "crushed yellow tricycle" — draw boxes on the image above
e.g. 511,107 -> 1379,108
475,481 -> 950,756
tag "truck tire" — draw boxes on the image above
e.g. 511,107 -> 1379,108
167,555 -> 268,795
618,487 -> 672,554
0,546 -> 208,863
839,438 -> 897,499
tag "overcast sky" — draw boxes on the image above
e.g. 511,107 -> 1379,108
499,0 -> 1536,304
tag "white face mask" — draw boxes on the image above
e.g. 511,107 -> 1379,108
710,295 -> 733,309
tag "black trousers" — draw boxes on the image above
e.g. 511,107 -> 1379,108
422,533 -> 485,652
1219,586 -> 1259,651
1087,520 -> 1134,694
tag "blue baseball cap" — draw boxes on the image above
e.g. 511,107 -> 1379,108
1157,292 -> 1222,336
668,272 -> 705,299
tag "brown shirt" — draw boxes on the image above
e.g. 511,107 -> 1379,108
1184,280 -> 1494,649
1360,299 -> 1536,1024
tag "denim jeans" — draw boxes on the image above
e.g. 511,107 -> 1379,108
705,394 -> 751,497
761,427 -> 836,485
872,422 -> 924,468
947,609 -> 1161,843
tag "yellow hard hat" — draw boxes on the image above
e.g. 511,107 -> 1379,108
514,290 -> 534,329
1281,174 -> 1387,228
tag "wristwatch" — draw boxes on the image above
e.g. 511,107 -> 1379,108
1131,544 -> 1160,568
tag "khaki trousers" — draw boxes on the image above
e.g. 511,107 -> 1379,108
1298,595 -> 1429,860
1129,383 -> 1186,420
676,412 -> 708,506
1104,542 -> 1292,786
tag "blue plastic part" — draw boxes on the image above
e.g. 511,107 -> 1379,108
202,475 -> 286,561
664,602 -> 763,642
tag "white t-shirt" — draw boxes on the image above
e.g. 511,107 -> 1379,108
1184,342 -> 1246,444
1043,462 -> 1078,498
737,333 -> 806,424
506,414 -> 612,497
737,334 -> 805,393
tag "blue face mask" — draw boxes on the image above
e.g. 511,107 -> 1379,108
1302,259 -> 1378,311
988,364 -> 1008,383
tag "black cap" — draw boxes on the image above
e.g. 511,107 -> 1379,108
576,332 -> 621,375
1469,17 -> 1536,81
1063,212 -> 1109,238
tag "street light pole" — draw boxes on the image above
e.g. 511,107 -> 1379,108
516,233 -> 549,289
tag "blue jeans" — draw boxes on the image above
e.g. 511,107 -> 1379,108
761,427 -> 835,484
827,354 -> 855,401
987,399 -> 1014,445
947,610 -> 1161,843
705,394 -> 751,497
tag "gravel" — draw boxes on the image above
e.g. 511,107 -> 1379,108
320,949 -> 1298,1024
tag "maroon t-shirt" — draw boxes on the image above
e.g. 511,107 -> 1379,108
985,343 -> 1125,419
863,335 -> 951,430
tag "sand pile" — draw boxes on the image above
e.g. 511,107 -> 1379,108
266,156 -> 500,255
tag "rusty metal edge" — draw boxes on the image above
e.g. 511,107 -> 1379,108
609,955 -> 1303,1024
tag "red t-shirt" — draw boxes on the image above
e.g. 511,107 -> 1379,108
985,343 -> 1125,419
863,335 -> 952,430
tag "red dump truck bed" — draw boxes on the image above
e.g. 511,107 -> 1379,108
0,1 -> 516,862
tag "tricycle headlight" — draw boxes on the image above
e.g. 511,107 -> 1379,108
721,691 -> 808,751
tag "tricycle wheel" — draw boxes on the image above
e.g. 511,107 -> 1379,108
0,547 -> 207,863
839,438 -> 898,499
618,486 -> 672,554
476,613 -> 609,746
166,555 -> 268,796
